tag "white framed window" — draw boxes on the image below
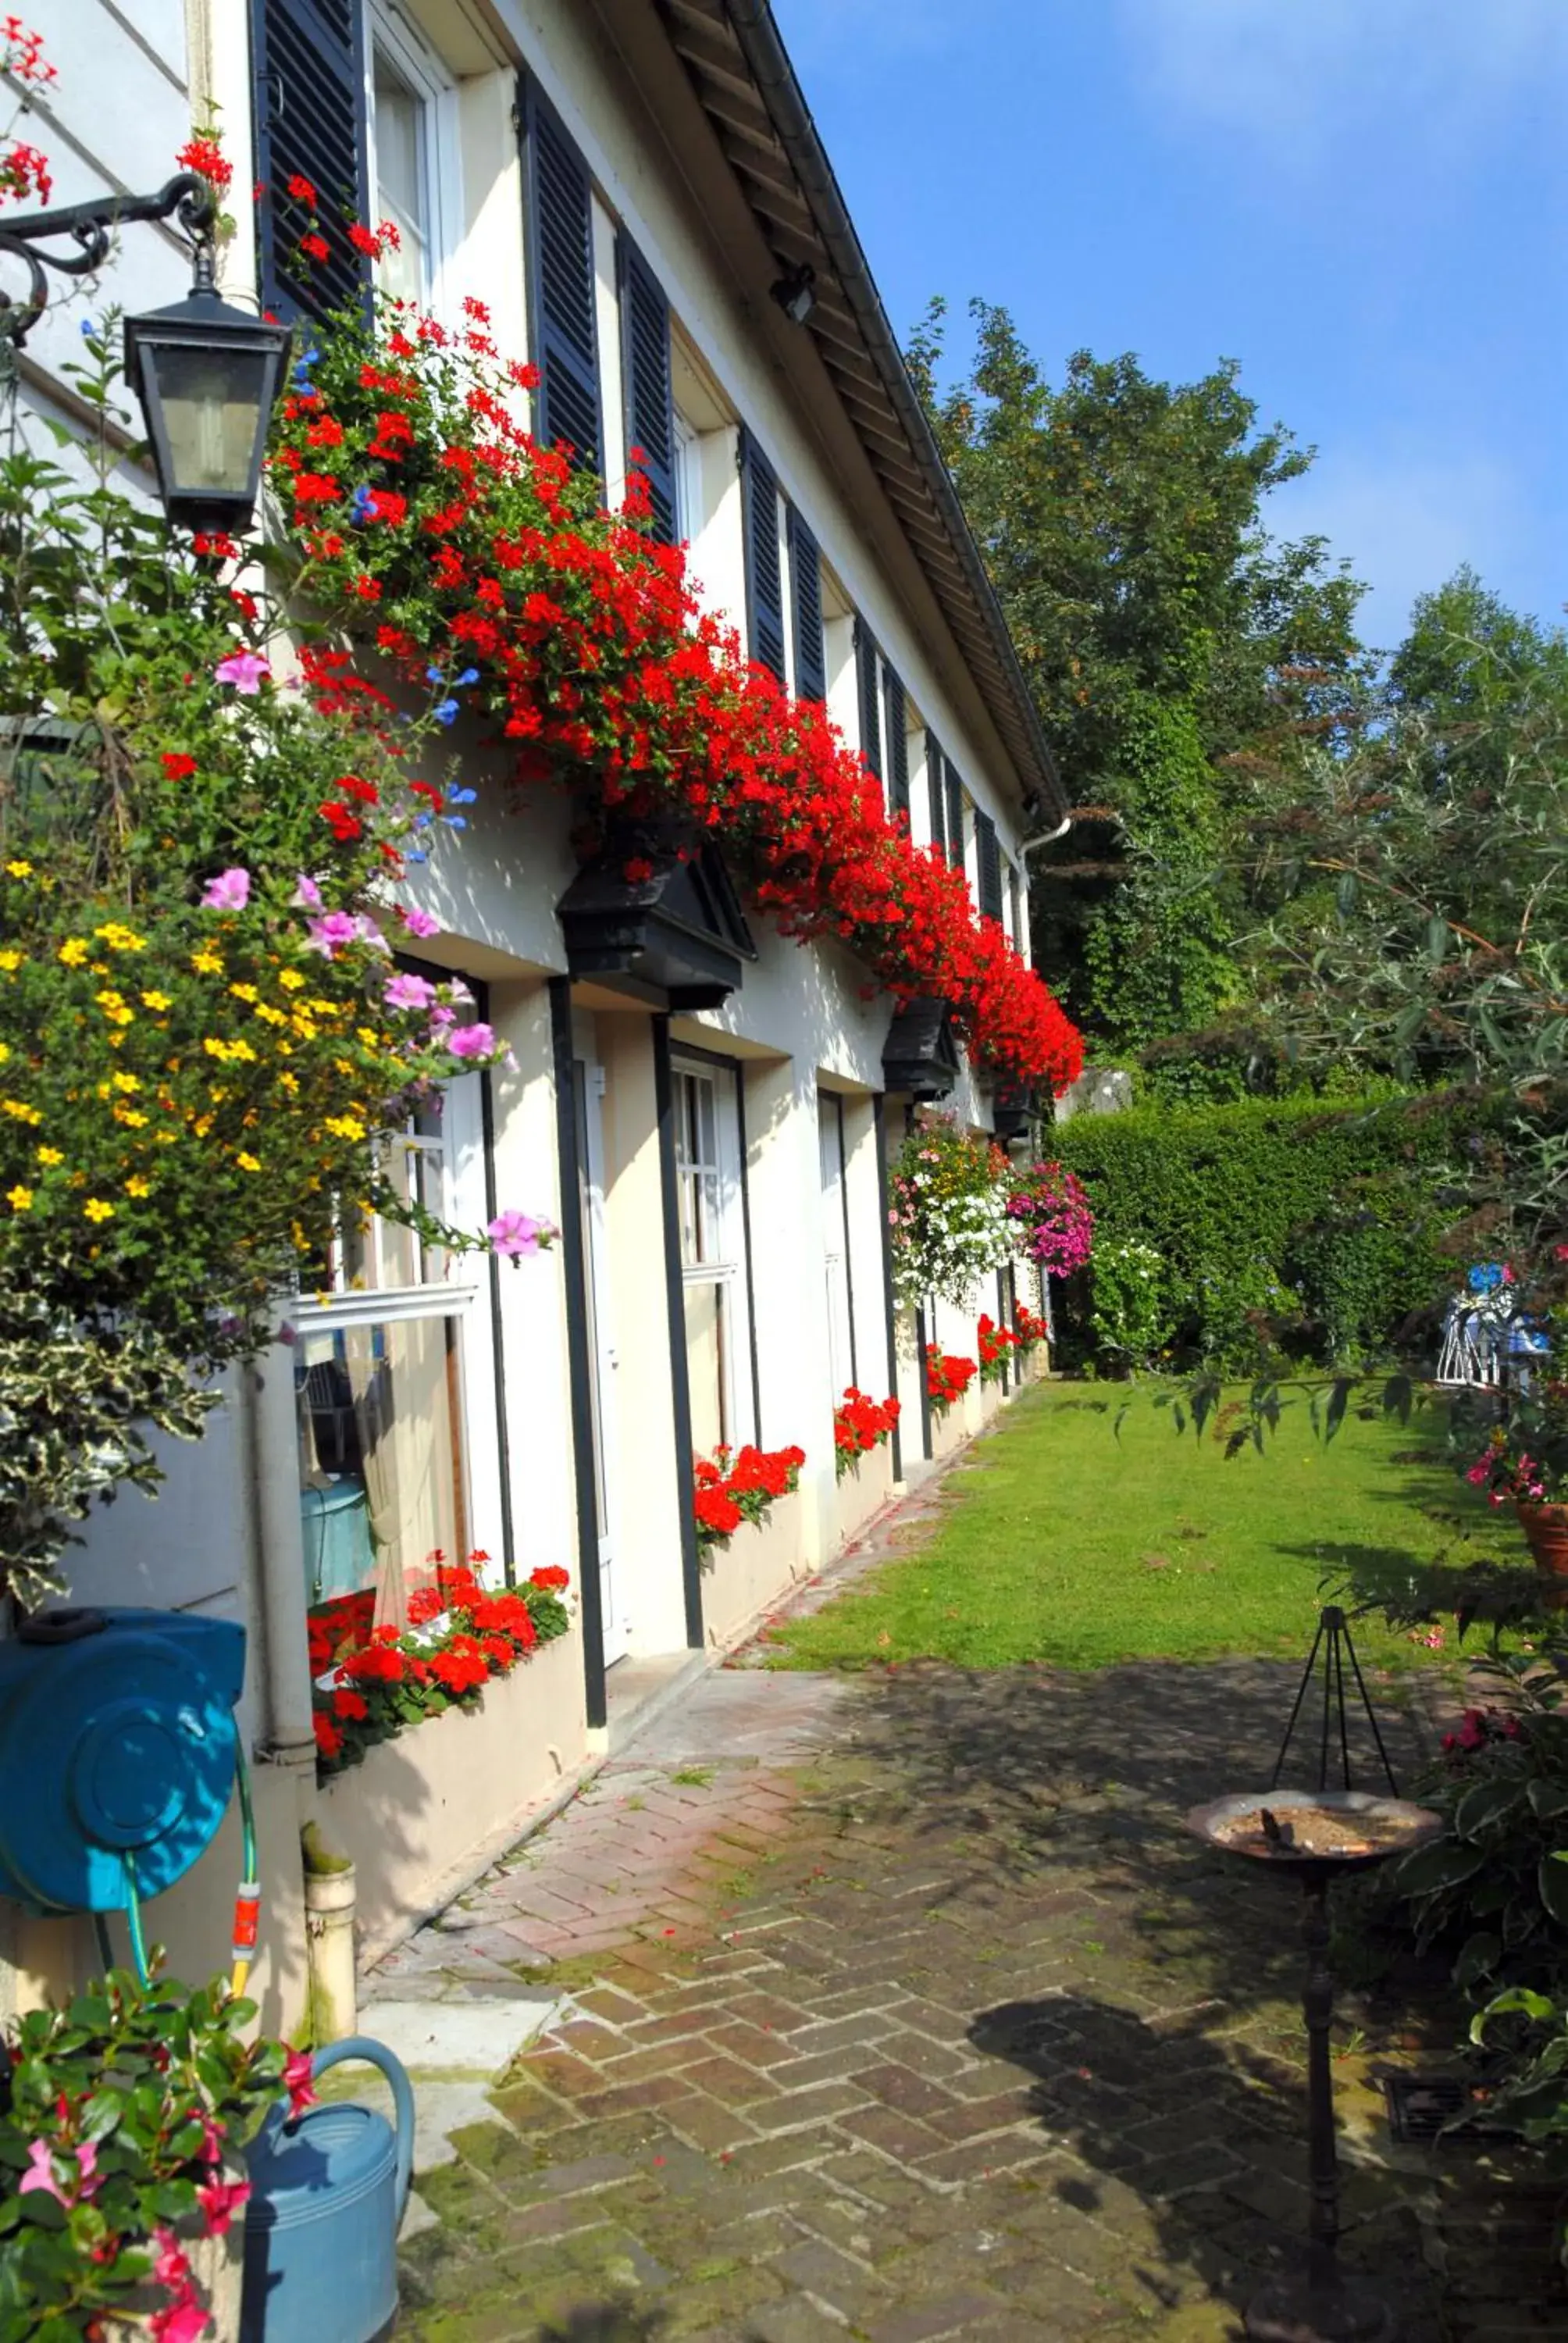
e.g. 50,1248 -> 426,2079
365,5 -> 460,313
294,1052 -> 504,1628
672,1057 -> 755,1457
819,1096 -> 855,1400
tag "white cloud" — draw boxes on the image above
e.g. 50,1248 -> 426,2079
1116,0 -> 1568,172
1270,444 -> 1537,653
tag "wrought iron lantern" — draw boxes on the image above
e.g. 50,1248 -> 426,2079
123,250 -> 291,536
0,171 -> 290,538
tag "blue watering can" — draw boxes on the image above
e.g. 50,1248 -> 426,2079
241,2036 -> 414,2343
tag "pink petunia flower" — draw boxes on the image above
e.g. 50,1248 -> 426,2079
305,911 -> 359,956
201,867 -> 251,911
214,648 -> 271,694
384,971 -> 436,1011
398,904 -> 440,938
292,874 -> 324,911
489,1210 -> 552,1258
447,1022 -> 495,1061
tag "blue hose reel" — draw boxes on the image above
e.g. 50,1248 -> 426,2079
0,1607 -> 245,1917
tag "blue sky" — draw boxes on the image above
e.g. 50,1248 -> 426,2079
772,0 -> 1568,657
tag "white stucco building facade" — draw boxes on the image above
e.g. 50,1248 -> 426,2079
2,0 -> 1068,2034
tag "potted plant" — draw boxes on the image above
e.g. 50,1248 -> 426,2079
0,1963 -> 309,2341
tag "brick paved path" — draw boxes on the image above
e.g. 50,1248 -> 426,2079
381,1635 -> 1561,2343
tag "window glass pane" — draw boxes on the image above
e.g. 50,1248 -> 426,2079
297,1312 -> 465,1631
329,1094 -> 448,1292
685,1279 -> 726,1454
374,49 -> 429,305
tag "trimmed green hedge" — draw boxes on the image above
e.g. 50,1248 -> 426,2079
1053,1091 -> 1481,1372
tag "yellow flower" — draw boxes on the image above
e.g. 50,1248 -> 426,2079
191,947 -> 223,976
1,1098 -> 41,1125
124,1174 -> 151,1197
228,1038 -> 257,1062
324,1114 -> 365,1142
0,949 -> 21,972
58,938 -> 89,966
192,1112 -> 214,1137
141,990 -> 172,1011
5,1184 -> 33,1211
154,1129 -> 177,1145
111,1072 -> 141,1094
254,1003 -> 287,1026
83,1197 -> 116,1223
202,1038 -> 230,1061
94,990 -> 134,1026
279,1070 -> 298,1093
112,1107 -> 149,1128
5,858 -> 31,878
278,968 -> 306,992
235,1151 -> 262,1173
307,1000 -> 339,1018
95,923 -> 146,953
36,1146 -> 62,1166
229,982 -> 259,1004
290,1018 -> 318,1042
356,1028 -> 380,1050
0,1044 -> 8,1065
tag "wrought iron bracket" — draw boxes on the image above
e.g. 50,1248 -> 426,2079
0,173 -> 216,351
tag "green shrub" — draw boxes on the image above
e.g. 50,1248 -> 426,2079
1054,1089 -> 1485,1372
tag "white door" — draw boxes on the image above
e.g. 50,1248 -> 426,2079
573,1058 -> 627,1666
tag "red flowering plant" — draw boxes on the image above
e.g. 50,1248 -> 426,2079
0,17 -> 56,210
925,1347 -> 977,1418
1005,1160 -> 1093,1279
976,1311 -> 1020,1385
0,1960 -> 312,2342
263,288 -> 1082,1095
692,1443 -> 806,1558
1013,1300 -> 1049,1353
308,1551 -> 572,1772
832,1388 -> 900,1481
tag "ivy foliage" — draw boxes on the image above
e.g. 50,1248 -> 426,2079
1052,1090 -> 1494,1373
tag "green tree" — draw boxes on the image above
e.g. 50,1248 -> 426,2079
907,301 -> 1368,1058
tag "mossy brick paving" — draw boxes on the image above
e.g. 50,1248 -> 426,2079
383,1606 -> 1559,2338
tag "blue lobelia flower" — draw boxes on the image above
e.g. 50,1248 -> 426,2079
433,697 -> 459,726
349,483 -> 375,524
455,667 -> 479,687
447,786 -> 477,805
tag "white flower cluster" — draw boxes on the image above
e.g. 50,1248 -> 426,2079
892,1172 -> 1014,1309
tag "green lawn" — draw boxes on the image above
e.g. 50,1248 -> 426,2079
772,1382 -> 1523,1672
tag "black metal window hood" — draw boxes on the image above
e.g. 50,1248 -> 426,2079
557,826 -> 757,1010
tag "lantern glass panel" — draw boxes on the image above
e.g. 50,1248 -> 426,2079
146,342 -> 269,494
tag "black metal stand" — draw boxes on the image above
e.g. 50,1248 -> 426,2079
1273,1606 -> 1399,1797
1243,1872 -> 1394,2342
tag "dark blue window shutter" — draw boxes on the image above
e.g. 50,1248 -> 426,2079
925,735 -> 946,858
855,622 -> 882,780
618,232 -> 675,542
740,429 -> 786,681
1008,861 -> 1024,953
975,808 -> 1003,922
253,0 -> 371,327
520,77 -> 602,476
946,763 -> 966,872
883,669 -> 909,822
787,507 -> 826,701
